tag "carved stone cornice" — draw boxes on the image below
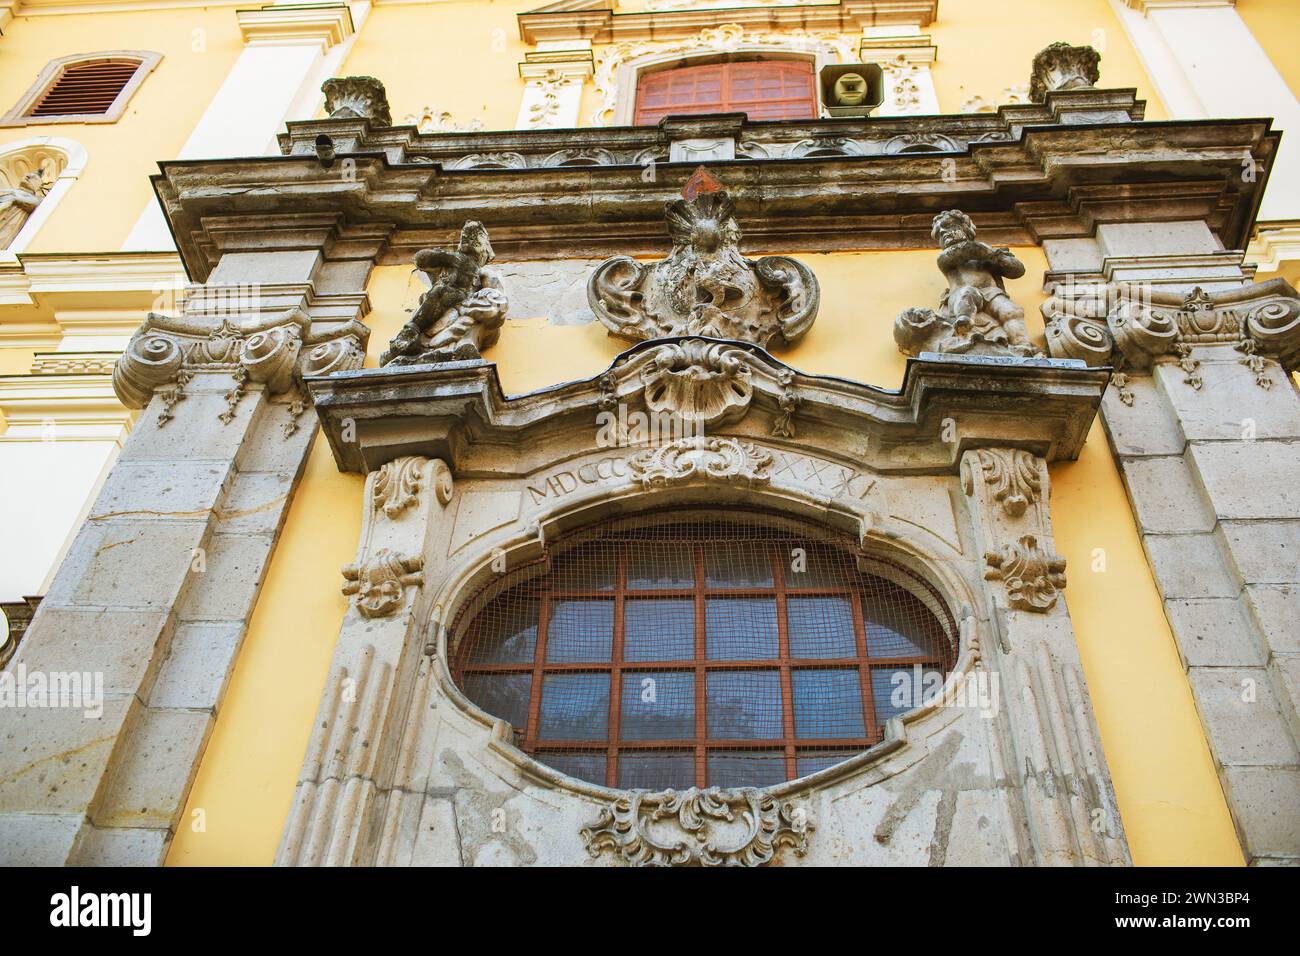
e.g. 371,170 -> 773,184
308,336 -> 1108,476
517,0 -> 937,45
580,787 -> 813,867
146,108 -> 1271,279
1043,277 -> 1300,397
113,307 -> 368,427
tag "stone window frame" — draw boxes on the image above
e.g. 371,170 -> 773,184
431,482 -> 982,804
0,136 -> 89,256
0,51 -> 163,127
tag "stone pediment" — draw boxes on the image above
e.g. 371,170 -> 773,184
306,335 -> 1106,476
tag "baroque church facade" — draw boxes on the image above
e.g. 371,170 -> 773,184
0,0 -> 1298,867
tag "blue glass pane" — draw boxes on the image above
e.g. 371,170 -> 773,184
792,669 -> 864,738
624,599 -> 695,662
705,546 -> 774,588
618,750 -> 695,790
461,673 -> 532,735
705,598 -> 778,660
466,597 -> 538,664
871,666 -> 944,725
862,593 -> 944,658
795,749 -> 856,777
627,547 -> 694,589
787,596 -> 857,658
541,751 -> 606,786
706,670 -> 782,739
707,750 -> 785,788
545,599 -> 613,663
538,673 -> 609,740
621,672 -> 695,740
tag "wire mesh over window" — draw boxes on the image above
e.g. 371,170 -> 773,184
451,511 -> 957,791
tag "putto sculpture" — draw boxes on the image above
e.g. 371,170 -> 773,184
895,209 -> 1042,358
381,221 -> 509,367
588,176 -> 819,349
0,170 -> 46,249
1029,41 -> 1101,102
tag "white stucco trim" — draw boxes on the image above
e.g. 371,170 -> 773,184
0,137 -> 89,258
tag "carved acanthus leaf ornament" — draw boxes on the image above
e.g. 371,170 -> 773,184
580,787 -> 813,867
984,534 -> 1067,613
628,435 -> 773,488
962,448 -> 1042,518
589,189 -> 819,349
322,76 -> 392,126
341,549 -> 424,618
1029,42 -> 1101,102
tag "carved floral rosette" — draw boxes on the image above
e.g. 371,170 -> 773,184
628,435 -> 774,489
983,533 -> 1067,613
341,549 -> 425,618
580,787 -> 813,867
588,190 -> 819,350
113,308 -> 367,426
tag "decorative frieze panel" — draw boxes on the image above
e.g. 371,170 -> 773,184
588,187 -> 819,348
580,787 -> 813,867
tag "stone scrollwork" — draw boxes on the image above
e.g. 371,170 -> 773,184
372,456 -> 426,519
640,339 -> 754,426
322,75 -> 392,126
113,308 -> 367,427
984,534 -> 1067,613
1043,279 -> 1300,398
895,210 -> 1043,359
962,448 -> 1042,518
341,549 -> 425,618
1029,42 -> 1100,102
580,787 -> 813,867
381,221 -> 509,367
628,435 -> 773,489
588,188 -> 819,349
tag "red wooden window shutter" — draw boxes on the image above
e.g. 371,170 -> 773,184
633,59 -> 816,125
27,58 -> 142,118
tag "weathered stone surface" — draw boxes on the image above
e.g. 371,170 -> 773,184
90,459 -> 234,521
1155,360 -> 1300,442
1120,455 -> 1214,534
0,696 -> 135,815
1100,378 -> 1186,457
0,813 -> 82,866
1164,598 -> 1265,668
11,607 -> 169,698
1222,767 -> 1300,862
69,824 -> 169,866
1142,533 -> 1239,600
497,259 -> 602,326
1217,520 -> 1300,586
216,472 -> 293,536
1189,441 -> 1300,520
148,623 -> 244,711
1245,585 -> 1300,654
43,518 -> 208,610
175,533 -> 273,622
94,707 -> 213,829
1187,668 -> 1300,767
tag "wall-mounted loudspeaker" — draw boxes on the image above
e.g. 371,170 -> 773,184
818,63 -> 884,117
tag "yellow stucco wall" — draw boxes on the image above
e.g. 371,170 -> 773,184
0,10 -> 245,252
1238,0 -> 1300,102
169,247 -> 1243,866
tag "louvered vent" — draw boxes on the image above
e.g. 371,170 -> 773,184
27,59 -> 141,118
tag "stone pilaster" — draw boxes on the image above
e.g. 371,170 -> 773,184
1044,226 -> 1300,864
0,250 -> 369,865
960,447 -> 1129,865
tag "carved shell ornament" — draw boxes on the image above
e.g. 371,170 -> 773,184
640,339 -> 753,425
588,186 -> 820,349
581,787 -> 813,867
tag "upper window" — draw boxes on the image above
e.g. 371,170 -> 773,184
451,511 -> 957,791
1,51 -> 162,127
633,59 -> 817,125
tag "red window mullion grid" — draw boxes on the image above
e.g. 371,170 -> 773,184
467,531 -> 949,790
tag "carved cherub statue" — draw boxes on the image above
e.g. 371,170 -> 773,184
381,221 -> 509,367
895,210 -> 1042,358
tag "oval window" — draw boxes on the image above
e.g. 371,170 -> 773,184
450,511 -> 957,790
